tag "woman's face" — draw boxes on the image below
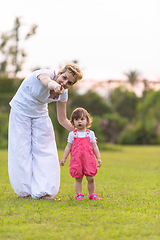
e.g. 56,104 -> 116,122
56,71 -> 75,89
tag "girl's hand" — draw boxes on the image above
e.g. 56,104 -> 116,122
60,159 -> 66,166
97,159 -> 102,168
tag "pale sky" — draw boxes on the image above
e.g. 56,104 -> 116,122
0,0 -> 160,81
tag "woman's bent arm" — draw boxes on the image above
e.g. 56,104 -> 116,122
38,73 -> 64,94
57,101 -> 74,131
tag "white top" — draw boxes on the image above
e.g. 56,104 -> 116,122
68,130 -> 97,144
9,69 -> 68,117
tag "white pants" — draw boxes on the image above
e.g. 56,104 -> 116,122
8,109 -> 60,199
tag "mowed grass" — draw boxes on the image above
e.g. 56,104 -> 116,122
0,146 -> 159,240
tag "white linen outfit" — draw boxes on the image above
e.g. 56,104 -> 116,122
8,69 -> 68,199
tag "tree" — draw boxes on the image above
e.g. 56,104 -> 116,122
119,90 -> 160,145
124,70 -> 140,86
137,90 -> 160,128
101,113 -> 128,144
0,17 -> 37,76
67,89 -> 111,117
109,86 -> 139,121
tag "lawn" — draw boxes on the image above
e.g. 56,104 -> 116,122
0,146 -> 159,240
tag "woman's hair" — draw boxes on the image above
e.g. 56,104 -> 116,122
70,107 -> 92,128
58,62 -> 83,84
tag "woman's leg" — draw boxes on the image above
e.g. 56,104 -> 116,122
8,110 -> 32,197
31,116 -> 60,199
86,175 -> 95,195
75,177 -> 83,194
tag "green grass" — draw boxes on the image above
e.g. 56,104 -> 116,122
0,146 -> 160,240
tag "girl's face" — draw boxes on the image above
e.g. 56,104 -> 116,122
56,71 -> 75,89
73,116 -> 87,131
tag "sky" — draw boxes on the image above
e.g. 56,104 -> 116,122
0,0 -> 160,81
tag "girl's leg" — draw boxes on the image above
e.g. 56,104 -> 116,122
86,175 -> 102,200
75,177 -> 83,194
86,175 -> 95,195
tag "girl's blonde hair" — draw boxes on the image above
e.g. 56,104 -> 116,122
58,62 -> 83,84
70,107 -> 92,128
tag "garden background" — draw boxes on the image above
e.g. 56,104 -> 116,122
0,73 -> 160,149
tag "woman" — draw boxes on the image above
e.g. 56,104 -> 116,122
8,62 -> 83,199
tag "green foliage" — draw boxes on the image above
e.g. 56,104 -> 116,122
118,123 -> 136,144
0,147 -> 160,239
67,89 -> 111,117
101,113 -> 128,144
118,121 -> 160,145
110,86 -> 139,120
134,121 -> 158,145
111,88 -> 160,145
0,76 -> 22,149
137,90 -> 160,123
91,116 -> 106,143
135,90 -> 160,144
0,75 -> 160,148
0,114 -> 9,149
0,76 -> 22,113
0,76 -> 21,93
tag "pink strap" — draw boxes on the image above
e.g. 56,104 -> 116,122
73,129 -> 77,137
86,129 -> 90,137
73,129 -> 90,138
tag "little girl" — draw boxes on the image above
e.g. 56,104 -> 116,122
60,107 -> 102,200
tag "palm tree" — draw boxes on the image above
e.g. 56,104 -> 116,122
124,70 -> 140,86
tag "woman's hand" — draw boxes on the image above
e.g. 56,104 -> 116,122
52,71 -> 64,94
54,83 -> 64,95
38,72 -> 64,94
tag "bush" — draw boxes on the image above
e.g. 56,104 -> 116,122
0,113 -> 9,149
91,116 -> 106,143
0,76 -> 22,93
134,121 -> 158,145
118,121 -> 159,145
101,113 -> 128,144
0,76 -> 22,113
118,124 -> 136,145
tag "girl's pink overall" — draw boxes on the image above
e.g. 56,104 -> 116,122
69,130 -> 98,178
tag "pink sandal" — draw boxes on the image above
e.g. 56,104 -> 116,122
76,193 -> 84,200
89,193 -> 102,200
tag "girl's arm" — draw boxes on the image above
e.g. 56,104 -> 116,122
60,142 -> 72,166
57,101 -> 74,131
92,142 -> 102,167
37,72 -> 64,94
